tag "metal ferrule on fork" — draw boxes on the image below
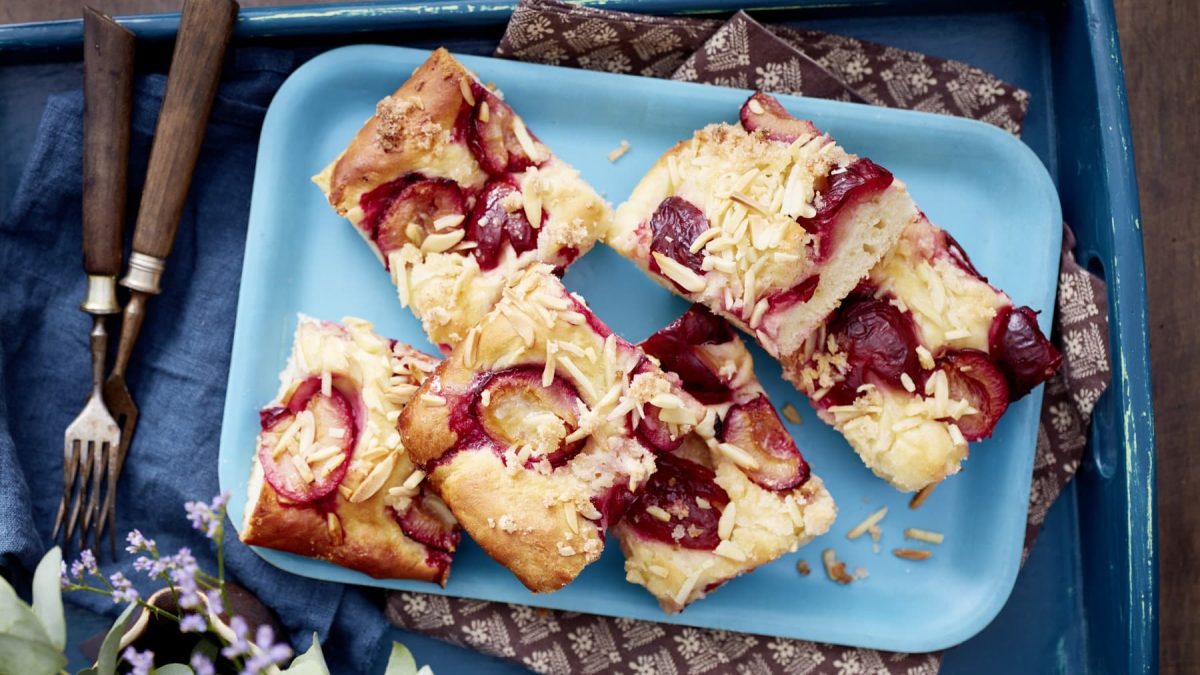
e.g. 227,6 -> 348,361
80,274 -> 121,314
120,251 -> 167,295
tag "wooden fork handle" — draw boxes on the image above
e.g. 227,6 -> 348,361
126,0 -> 237,271
81,8 -> 134,283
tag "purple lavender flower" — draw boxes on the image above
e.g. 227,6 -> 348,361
109,572 -> 139,604
205,589 -> 225,616
59,561 -> 69,589
132,555 -> 154,573
241,624 -> 293,675
221,616 -> 252,660
185,491 -> 231,539
179,613 -> 207,633
170,564 -> 201,610
80,549 -> 97,573
121,647 -> 154,675
125,529 -> 157,554
191,653 -> 216,675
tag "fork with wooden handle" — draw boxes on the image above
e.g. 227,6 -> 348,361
96,0 -> 239,552
53,7 -> 135,556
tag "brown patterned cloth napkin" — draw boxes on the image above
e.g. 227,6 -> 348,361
385,3 -> 1108,672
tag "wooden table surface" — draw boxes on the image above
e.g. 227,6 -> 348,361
3,0 -> 1196,672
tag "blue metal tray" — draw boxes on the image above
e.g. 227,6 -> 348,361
0,1 -> 1156,673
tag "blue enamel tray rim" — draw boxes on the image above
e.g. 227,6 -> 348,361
219,43 -> 1060,654
0,0 -> 1154,670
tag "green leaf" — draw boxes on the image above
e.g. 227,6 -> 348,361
0,634 -> 68,675
0,572 -> 65,674
383,642 -> 418,675
32,546 -> 66,650
278,632 -> 330,675
95,603 -> 137,675
154,665 -> 194,675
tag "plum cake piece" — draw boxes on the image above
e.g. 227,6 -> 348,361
398,265 -> 707,592
613,307 -> 836,612
608,92 -> 915,368
241,316 -> 460,584
314,48 -> 610,352
788,214 -> 1062,491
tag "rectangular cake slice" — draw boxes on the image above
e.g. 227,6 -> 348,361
398,265 -> 707,592
608,92 -> 915,367
613,307 -> 836,612
314,48 -> 610,352
787,214 -> 1062,491
241,316 -> 460,584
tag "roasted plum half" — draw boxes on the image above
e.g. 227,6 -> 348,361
474,367 -> 584,467
624,453 -> 730,550
719,395 -> 810,491
258,377 -> 357,503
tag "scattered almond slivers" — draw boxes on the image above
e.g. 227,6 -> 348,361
893,548 -> 933,561
846,506 -> 888,540
904,528 -> 945,545
822,549 -> 855,584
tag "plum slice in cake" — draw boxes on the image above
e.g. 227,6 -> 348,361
398,265 -> 707,592
608,92 -> 915,367
241,316 -> 460,584
613,307 -> 836,612
314,48 -> 610,351
787,215 -> 1062,491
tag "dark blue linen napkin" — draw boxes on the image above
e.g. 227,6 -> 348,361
0,48 -> 387,673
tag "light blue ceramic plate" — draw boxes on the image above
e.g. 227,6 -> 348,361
218,45 -> 1061,652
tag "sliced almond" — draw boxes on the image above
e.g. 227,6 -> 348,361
717,501 -> 737,541
893,548 -> 933,561
717,442 -> 760,470
420,229 -> 466,253
652,252 -> 706,293
327,512 -> 344,546
607,139 -> 631,162
349,453 -> 396,503
459,76 -> 475,106
714,540 -> 747,562
644,505 -> 672,522
904,528 -> 945,545
910,483 -> 937,509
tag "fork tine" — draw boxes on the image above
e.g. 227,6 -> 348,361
66,439 -> 94,548
53,437 -> 81,539
97,440 -> 121,557
81,441 -> 107,553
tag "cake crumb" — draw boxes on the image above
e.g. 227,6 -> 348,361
822,549 -> 854,584
607,140 -> 630,162
796,559 -> 811,576
497,515 -> 517,533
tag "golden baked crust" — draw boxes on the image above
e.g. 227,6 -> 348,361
613,308 -> 836,612
313,48 -> 611,350
240,316 -> 459,584
243,459 -> 444,582
398,265 -> 706,592
608,115 -> 915,362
